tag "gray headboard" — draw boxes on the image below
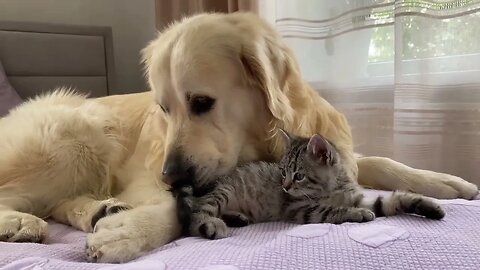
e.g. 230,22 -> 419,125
0,21 -> 115,98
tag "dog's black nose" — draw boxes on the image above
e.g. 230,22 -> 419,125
162,163 -> 186,186
162,152 -> 191,186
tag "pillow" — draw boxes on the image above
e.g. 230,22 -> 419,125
0,60 -> 23,117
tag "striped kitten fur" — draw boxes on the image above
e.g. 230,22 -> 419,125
177,130 -> 445,240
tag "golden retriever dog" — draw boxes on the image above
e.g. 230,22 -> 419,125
0,12 -> 477,263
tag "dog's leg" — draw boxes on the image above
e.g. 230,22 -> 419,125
357,156 -> 479,199
85,201 -> 179,263
51,196 -> 131,233
0,198 -> 48,243
85,193 -> 180,263
84,172 -> 180,263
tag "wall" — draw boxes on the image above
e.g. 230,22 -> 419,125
0,0 -> 157,94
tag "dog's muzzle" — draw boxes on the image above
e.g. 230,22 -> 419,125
162,151 -> 194,186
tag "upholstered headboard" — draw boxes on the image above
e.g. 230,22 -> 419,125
0,21 -> 115,98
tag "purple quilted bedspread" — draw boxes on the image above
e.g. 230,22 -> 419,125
1,190 -> 480,270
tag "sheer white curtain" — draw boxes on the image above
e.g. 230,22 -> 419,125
259,0 -> 480,185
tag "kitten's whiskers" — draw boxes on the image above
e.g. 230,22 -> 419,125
301,190 -> 313,203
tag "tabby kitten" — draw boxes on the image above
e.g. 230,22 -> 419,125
179,130 -> 445,240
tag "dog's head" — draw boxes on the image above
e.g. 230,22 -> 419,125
142,13 -> 300,186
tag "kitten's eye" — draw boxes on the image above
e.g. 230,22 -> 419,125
294,173 -> 305,181
280,168 -> 286,177
189,95 -> 215,115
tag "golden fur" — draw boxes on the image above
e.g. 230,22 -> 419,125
0,13 -> 477,263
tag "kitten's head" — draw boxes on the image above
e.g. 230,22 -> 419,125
278,130 -> 341,197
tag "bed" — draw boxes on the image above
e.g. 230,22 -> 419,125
1,22 -> 480,270
0,190 -> 479,270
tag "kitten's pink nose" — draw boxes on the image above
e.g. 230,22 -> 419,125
282,179 -> 293,192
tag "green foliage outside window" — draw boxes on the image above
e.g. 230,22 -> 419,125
368,0 -> 480,62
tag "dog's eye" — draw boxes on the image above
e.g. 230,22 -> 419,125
189,96 -> 215,115
159,104 -> 168,113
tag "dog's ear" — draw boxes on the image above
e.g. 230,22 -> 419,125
277,128 -> 292,145
239,30 -> 298,126
141,35 -> 158,78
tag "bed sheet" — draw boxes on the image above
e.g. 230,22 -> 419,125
1,190 -> 479,270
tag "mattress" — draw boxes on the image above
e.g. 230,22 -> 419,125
1,190 -> 479,270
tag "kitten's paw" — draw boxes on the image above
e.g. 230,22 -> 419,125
408,198 -> 446,220
0,211 -> 48,243
348,208 -> 375,223
196,217 -> 229,240
222,212 -> 250,227
90,198 -> 132,230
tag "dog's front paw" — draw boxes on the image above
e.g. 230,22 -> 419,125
86,212 -> 143,263
0,211 -> 48,243
90,198 -> 131,230
86,204 -> 180,263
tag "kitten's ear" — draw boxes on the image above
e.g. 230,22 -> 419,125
307,134 -> 330,159
277,128 -> 292,145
